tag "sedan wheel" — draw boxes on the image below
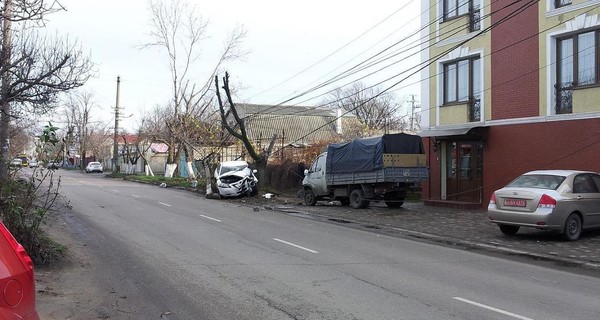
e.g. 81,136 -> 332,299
563,213 -> 582,241
499,225 -> 519,235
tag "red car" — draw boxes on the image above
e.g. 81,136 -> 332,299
0,222 -> 39,319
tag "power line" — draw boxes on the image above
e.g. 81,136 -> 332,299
234,0 -> 538,136
260,0 -> 542,153
244,0 -> 516,120
247,0 -> 414,102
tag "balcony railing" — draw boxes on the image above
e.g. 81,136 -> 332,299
469,97 -> 481,122
554,82 -> 573,114
554,0 -> 572,8
469,6 -> 481,32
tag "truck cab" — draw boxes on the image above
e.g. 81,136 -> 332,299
302,152 -> 329,205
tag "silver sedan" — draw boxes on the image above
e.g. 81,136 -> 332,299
487,170 -> 600,241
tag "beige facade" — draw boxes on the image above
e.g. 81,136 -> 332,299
425,2 -> 492,128
540,2 -> 600,117
421,0 -> 600,207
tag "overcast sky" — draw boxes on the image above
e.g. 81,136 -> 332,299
45,0 -> 422,131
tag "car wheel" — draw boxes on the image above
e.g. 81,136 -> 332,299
349,189 -> 370,209
563,213 -> 582,241
499,225 -> 519,235
304,189 -> 317,206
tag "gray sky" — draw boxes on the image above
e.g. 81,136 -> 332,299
46,0 -> 422,131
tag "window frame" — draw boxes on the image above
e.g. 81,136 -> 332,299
443,0 -> 471,21
556,29 -> 600,89
442,56 -> 481,105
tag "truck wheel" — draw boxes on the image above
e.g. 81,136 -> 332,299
304,189 -> 317,206
385,200 -> 404,208
384,192 -> 405,208
349,189 -> 370,209
338,198 -> 350,206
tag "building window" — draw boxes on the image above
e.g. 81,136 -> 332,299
443,0 -> 481,31
444,0 -> 470,19
555,31 -> 599,114
443,56 -> 481,122
443,57 -> 481,103
554,0 -> 572,9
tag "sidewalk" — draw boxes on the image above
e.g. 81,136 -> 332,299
259,198 -> 600,270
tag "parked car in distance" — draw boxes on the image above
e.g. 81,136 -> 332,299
214,161 -> 258,197
9,158 -> 22,167
0,222 -> 40,320
85,161 -> 103,173
488,170 -> 600,241
28,160 -> 38,168
46,161 -> 59,169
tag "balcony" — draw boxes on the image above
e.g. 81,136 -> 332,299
554,0 -> 572,9
439,97 -> 480,125
469,6 -> 481,32
469,97 -> 481,122
554,82 -> 573,114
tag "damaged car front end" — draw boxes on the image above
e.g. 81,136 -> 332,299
214,161 -> 258,197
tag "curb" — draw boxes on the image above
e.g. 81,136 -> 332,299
263,204 -> 600,272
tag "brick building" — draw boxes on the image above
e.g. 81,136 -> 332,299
419,0 -> 600,208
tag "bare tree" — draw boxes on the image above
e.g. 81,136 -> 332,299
0,0 -> 93,179
61,91 -> 98,169
6,116 -> 35,158
216,72 -> 267,184
143,0 -> 246,178
324,83 -> 405,138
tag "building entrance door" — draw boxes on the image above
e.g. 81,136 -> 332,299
445,141 -> 483,202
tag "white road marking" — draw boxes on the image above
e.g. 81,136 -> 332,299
131,194 -> 141,198
158,202 -> 172,207
199,215 -> 221,222
453,297 -> 534,320
273,238 -> 319,253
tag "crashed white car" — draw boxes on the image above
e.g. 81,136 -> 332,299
214,161 -> 258,197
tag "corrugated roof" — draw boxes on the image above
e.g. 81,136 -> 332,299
235,103 -> 353,118
225,103 -> 357,146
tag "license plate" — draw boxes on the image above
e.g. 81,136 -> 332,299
504,199 -> 526,207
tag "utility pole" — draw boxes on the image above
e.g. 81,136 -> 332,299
80,109 -> 88,170
0,0 -> 13,180
112,76 -> 121,173
409,94 -> 416,132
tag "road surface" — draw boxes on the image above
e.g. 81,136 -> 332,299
44,170 -> 600,319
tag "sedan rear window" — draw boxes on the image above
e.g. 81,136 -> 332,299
507,174 -> 565,190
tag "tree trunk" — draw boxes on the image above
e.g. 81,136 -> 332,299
0,0 -> 13,181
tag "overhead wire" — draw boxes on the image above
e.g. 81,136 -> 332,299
239,0 -> 514,121
221,0 -> 600,164
260,0 -> 541,152
231,0 -> 534,132
268,0 -> 433,105
246,0 -> 416,103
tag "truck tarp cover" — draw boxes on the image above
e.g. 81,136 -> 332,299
326,133 -> 424,174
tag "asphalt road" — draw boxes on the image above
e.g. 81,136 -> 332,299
55,170 -> 600,320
